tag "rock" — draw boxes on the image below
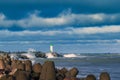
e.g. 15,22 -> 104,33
0,74 -> 5,79
86,74 -> 96,80
51,52 -> 63,57
17,63 -> 25,71
14,70 -> 29,80
11,60 -> 18,70
69,68 -> 79,77
0,75 -> 14,80
63,77 -> 80,80
40,61 -> 56,80
4,58 -> 11,65
35,52 -> 46,58
31,72 -> 40,80
24,60 -> 32,72
32,63 -> 42,74
64,77 -> 71,80
0,59 -> 5,69
79,78 -> 85,80
0,56 -> 3,60
9,68 -> 18,76
5,64 -> 11,71
56,72 -> 65,80
60,68 -> 68,74
11,60 -> 25,71
3,54 -> 10,59
100,72 -> 110,80
65,68 -> 79,77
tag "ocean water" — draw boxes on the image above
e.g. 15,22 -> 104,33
31,53 -> 120,80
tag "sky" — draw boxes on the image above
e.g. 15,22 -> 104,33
0,0 -> 120,53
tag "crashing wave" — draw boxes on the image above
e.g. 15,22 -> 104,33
63,54 -> 78,58
9,48 -> 86,59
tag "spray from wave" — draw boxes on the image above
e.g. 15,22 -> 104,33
63,53 -> 87,58
63,54 -> 78,58
9,48 -> 87,59
45,53 -> 57,58
21,48 -> 36,59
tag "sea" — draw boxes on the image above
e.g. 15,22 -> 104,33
28,53 -> 120,80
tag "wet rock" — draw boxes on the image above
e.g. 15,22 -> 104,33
86,74 -> 96,80
35,52 -> 46,58
17,55 -> 29,59
40,61 -> 56,80
32,63 -> 42,74
56,72 -> 65,80
65,68 -> 79,77
100,72 -> 110,80
60,68 -> 68,74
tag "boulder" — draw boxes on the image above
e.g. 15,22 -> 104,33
63,77 -> 80,80
17,63 -> 25,71
100,72 -> 110,80
14,70 -> 29,80
5,64 -> 11,71
32,63 -> 42,74
40,61 -> 56,80
9,68 -> 18,76
0,75 -> 14,80
4,58 -> 11,65
31,72 -> 40,80
0,59 -> 5,69
65,68 -> 79,77
56,72 -> 65,80
64,77 -> 71,80
11,60 -> 18,70
0,56 -> 3,60
86,74 -> 96,80
60,68 -> 68,74
24,60 -> 32,72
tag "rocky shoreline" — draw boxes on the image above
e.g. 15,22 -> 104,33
0,54 -> 111,80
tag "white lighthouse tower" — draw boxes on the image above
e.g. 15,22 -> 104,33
50,44 -> 53,53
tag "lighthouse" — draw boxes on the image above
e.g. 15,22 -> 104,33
50,44 -> 53,53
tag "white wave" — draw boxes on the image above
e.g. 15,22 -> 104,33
63,53 -> 78,58
10,54 -> 19,59
45,52 -> 56,58
21,48 -> 36,59
63,53 -> 87,58
27,48 -> 36,53
22,52 -> 36,59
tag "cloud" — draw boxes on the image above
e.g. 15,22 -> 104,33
0,39 -> 120,45
0,25 -> 120,37
17,12 -> 68,27
0,13 -> 15,27
68,25 -> 120,34
0,30 -> 64,37
0,10 -> 120,28
16,12 -> 120,28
